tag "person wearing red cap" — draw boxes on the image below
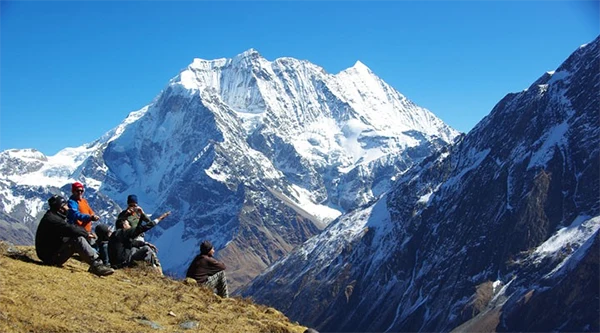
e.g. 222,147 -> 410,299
67,182 -> 100,234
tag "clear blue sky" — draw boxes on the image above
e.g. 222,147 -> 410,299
1,1 -> 598,155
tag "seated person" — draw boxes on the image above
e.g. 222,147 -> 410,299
186,240 -> 229,298
35,195 -> 114,276
117,195 -> 151,230
108,209 -> 169,272
67,182 -> 100,238
94,223 -> 112,266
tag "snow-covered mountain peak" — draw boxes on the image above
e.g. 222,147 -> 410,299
0,144 -> 97,188
165,50 -> 460,171
235,48 -> 261,60
1,47 -> 462,292
188,57 -> 228,71
2,149 -> 47,163
347,60 -> 372,73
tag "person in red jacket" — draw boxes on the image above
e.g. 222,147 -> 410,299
186,240 -> 229,298
67,182 -> 100,234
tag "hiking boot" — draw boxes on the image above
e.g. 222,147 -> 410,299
89,261 -> 114,276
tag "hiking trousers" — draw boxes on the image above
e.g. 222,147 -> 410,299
204,271 -> 229,298
52,236 -> 98,266
97,241 -> 110,266
129,245 -> 159,266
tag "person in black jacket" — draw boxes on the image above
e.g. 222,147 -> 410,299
186,240 -> 229,298
35,195 -> 114,276
108,210 -> 169,271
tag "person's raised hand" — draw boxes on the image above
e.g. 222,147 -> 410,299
156,211 -> 171,222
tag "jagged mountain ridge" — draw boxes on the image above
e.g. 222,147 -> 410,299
241,38 -> 600,332
0,50 -> 458,291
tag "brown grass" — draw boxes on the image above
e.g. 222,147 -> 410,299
0,242 -> 306,333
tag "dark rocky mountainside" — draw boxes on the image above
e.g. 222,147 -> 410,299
242,37 -> 600,332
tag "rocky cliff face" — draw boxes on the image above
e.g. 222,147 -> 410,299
241,38 -> 600,332
0,51 -> 457,291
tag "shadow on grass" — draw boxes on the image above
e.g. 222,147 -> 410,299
1,243 -> 45,265
6,252 -> 45,265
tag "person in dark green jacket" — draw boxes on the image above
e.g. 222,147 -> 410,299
115,194 -> 152,230
35,195 -> 114,276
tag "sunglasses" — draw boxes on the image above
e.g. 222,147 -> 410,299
75,189 -> 84,193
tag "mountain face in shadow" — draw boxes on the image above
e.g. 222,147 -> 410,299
242,38 -> 600,332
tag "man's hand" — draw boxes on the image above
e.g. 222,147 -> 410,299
88,233 -> 97,239
146,242 -> 158,253
128,206 -> 145,215
91,214 -> 100,221
155,211 -> 171,223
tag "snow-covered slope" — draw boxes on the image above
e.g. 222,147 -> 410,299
0,144 -> 123,244
0,50 -> 457,290
241,38 -> 600,332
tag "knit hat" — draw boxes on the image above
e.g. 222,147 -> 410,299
48,195 -> 67,211
72,182 -> 84,192
200,240 -> 213,255
127,194 -> 138,205
95,223 -> 111,242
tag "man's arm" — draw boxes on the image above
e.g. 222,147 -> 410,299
152,211 -> 171,224
131,239 -> 146,248
208,257 -> 226,271
139,211 -> 171,229
67,199 -> 92,224
130,219 -> 156,238
51,215 -> 90,238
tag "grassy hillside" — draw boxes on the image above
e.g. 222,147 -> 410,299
0,242 -> 307,333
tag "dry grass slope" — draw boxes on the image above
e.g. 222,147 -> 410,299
0,242 -> 306,333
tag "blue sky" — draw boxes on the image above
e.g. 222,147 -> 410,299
1,1 -> 598,155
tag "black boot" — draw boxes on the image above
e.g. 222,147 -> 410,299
88,259 -> 114,276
